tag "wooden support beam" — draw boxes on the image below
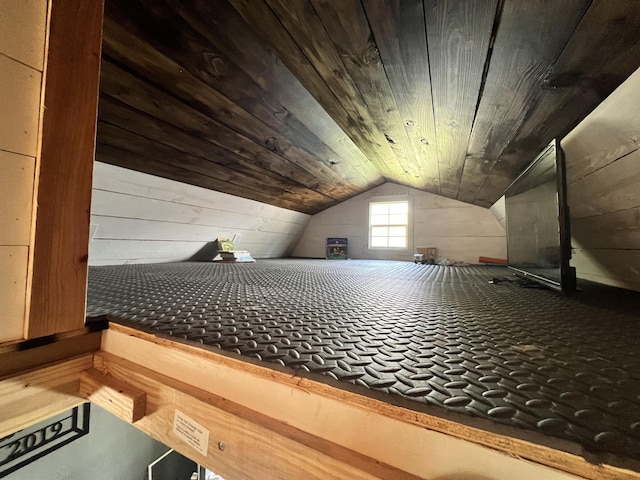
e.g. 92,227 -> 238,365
92,351 -> 402,480
80,368 -> 146,423
100,324 -> 640,480
0,328 -> 103,377
26,0 -> 103,338
0,355 -> 92,439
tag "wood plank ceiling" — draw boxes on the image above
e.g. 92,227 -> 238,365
97,0 -> 640,214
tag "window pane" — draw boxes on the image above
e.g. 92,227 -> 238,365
388,236 -> 406,248
369,200 -> 408,249
370,203 -> 389,215
388,226 -> 406,237
389,202 -> 408,214
371,226 -> 388,236
370,214 -> 389,226
388,214 -> 407,225
370,236 -> 388,247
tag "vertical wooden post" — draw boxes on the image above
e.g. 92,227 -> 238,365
26,0 -> 104,338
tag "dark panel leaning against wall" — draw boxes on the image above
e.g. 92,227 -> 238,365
3,405 -> 169,480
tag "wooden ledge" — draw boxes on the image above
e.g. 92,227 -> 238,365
0,322 -> 106,377
0,354 -> 92,438
80,368 -> 146,423
102,323 -> 640,480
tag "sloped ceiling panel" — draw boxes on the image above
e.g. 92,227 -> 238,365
96,0 -> 640,213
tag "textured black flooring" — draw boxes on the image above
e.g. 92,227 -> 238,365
87,260 -> 640,463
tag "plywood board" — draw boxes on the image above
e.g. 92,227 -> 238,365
101,326 -> 626,480
0,151 -> 35,245
93,352 -> 393,480
0,0 -> 48,70
0,246 -> 28,343
0,56 -> 42,157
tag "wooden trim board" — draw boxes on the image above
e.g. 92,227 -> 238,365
0,355 -> 92,439
26,0 -> 103,338
101,324 -> 640,479
90,352 -> 412,480
0,327 -> 103,377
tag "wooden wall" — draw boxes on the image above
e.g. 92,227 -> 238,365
489,196 -> 506,231
562,67 -> 640,292
89,162 -> 311,265
0,0 -> 48,342
488,67 -> 640,292
293,183 -> 506,264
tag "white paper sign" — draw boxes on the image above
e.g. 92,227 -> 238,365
173,410 -> 210,456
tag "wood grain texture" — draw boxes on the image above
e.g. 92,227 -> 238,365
0,151 -> 35,245
0,56 -> 42,157
88,1 -> 640,211
230,0 -> 398,179
313,0 -> 424,190
572,208 -> 640,250
98,63 -> 354,204
80,368 -> 146,423
362,0 -> 441,192
27,0 -> 103,338
164,0 -> 380,187
567,148 -> 640,219
0,331 -> 102,377
98,2 -> 384,213
0,355 -> 92,439
96,137 -> 315,213
89,162 -> 310,264
0,246 -> 29,343
0,0 -> 48,70
563,67 -> 640,185
423,0 -> 498,197
97,116 -> 331,209
101,324 -> 635,480
459,0 -> 590,204
92,161 -> 308,223
263,0 -> 400,179
476,0 -> 640,205
93,352 -> 395,480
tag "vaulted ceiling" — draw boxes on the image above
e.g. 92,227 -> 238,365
96,0 -> 640,214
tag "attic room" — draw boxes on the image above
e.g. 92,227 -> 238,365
1,0 -> 640,479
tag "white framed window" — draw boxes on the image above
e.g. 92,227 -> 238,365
369,200 -> 409,249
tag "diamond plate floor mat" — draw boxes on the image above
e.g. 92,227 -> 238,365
86,260 -> 640,465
